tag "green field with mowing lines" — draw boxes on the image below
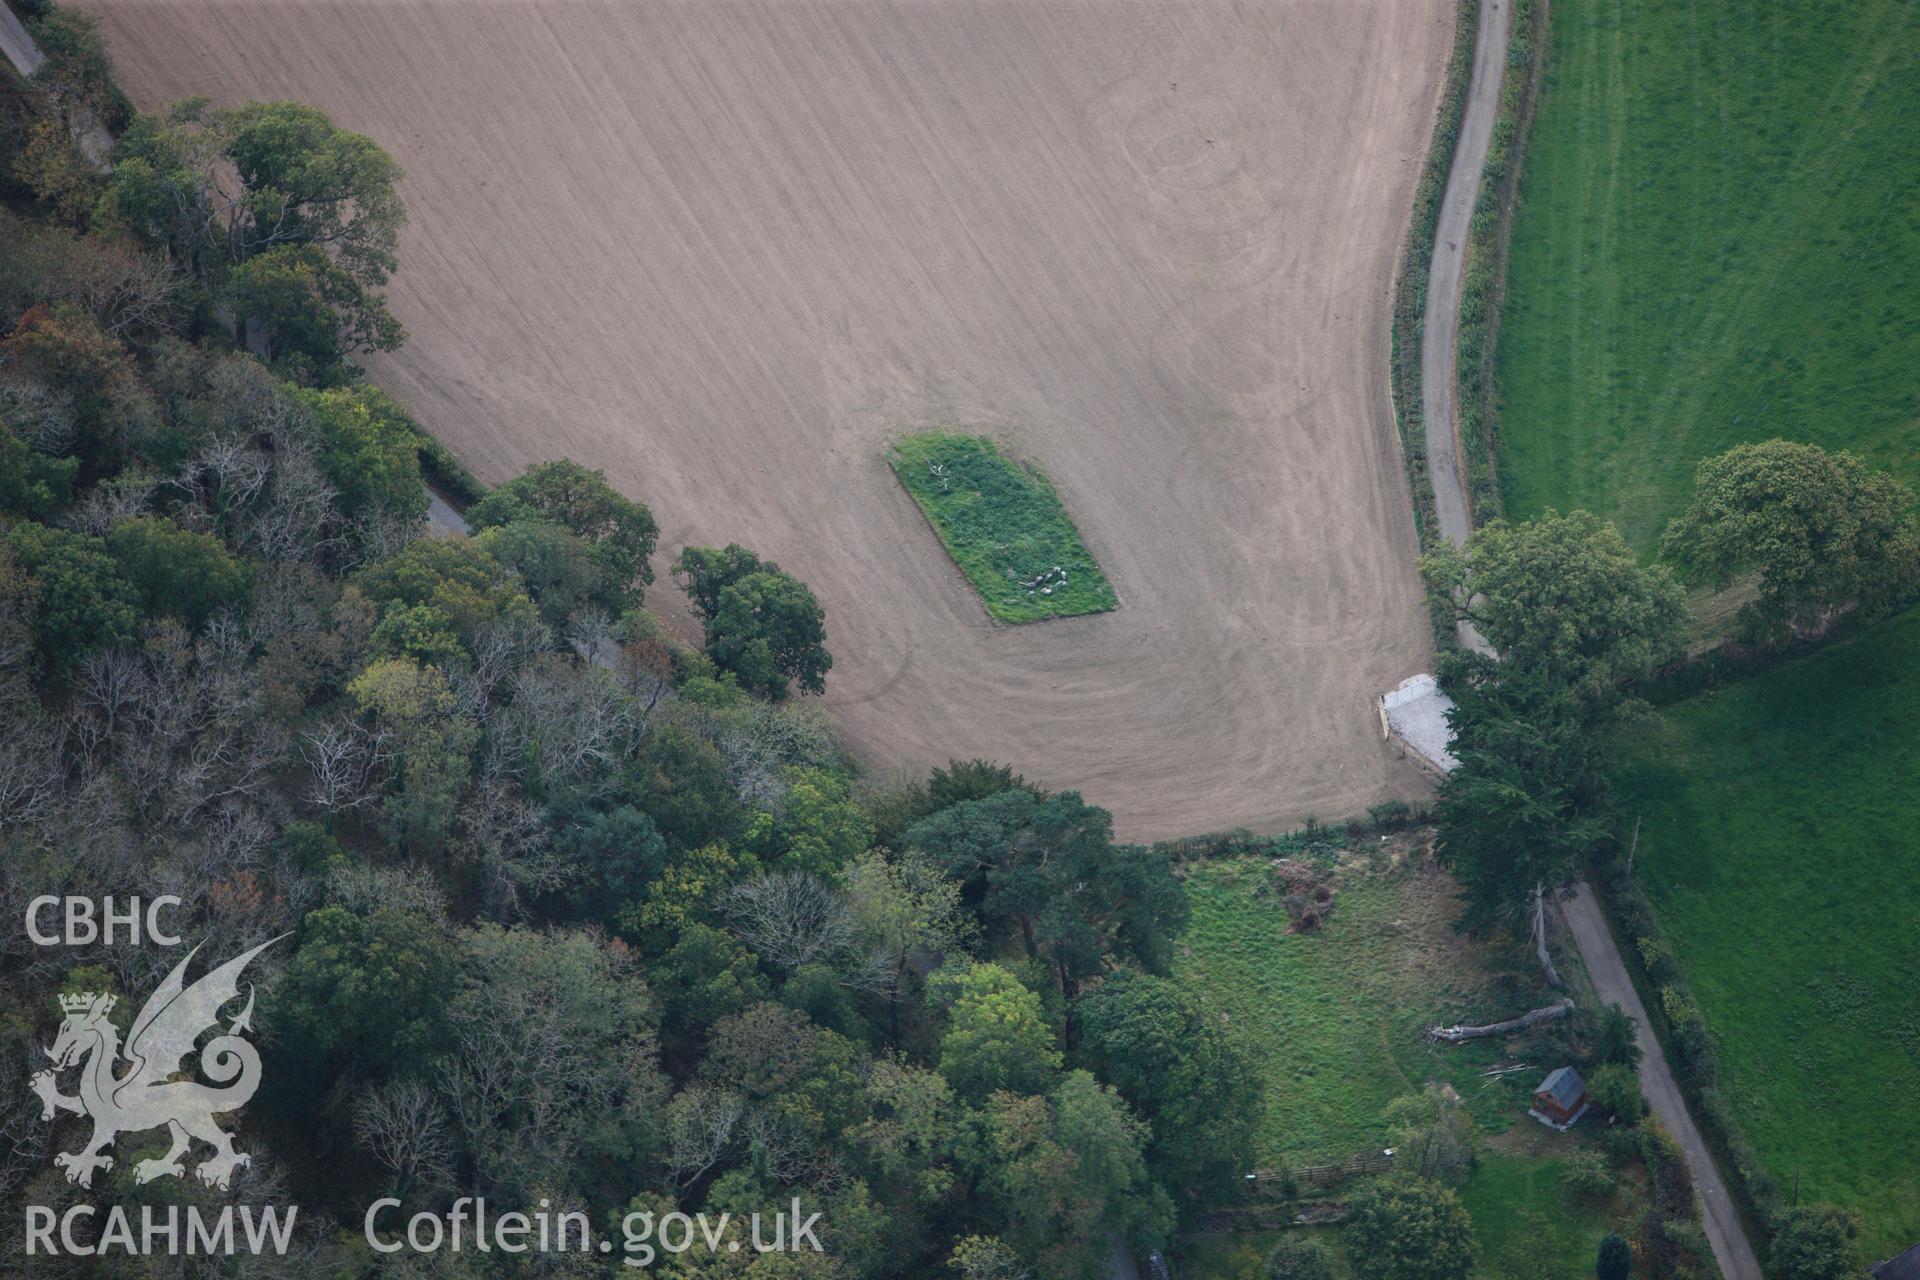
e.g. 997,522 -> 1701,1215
1495,0 -> 1920,1250
1175,858 -> 1642,1278
888,433 -> 1117,623
1614,611 -> 1920,1254
1497,0 -> 1920,547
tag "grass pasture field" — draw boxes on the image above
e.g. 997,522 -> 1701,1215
78,0 -> 1454,840
888,433 -> 1117,623
1496,0 -> 1920,548
1177,856 -> 1525,1164
1494,0 -> 1920,1250
1614,611 -> 1920,1254
1175,855 -> 1645,1278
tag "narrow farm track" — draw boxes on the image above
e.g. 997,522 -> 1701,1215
1418,0 -> 1506,655
1420,7 -> 1761,1277
1563,885 -> 1763,1280
1419,0 -> 1509,556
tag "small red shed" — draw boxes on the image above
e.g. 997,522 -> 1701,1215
1528,1066 -> 1589,1131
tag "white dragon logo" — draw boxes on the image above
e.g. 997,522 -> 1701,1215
29,936 -> 285,1191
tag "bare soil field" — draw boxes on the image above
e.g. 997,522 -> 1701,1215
85,0 -> 1451,839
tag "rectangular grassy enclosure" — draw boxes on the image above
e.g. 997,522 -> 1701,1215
888,433 -> 1117,623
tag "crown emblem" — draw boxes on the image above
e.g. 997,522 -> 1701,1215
57,992 -> 111,1015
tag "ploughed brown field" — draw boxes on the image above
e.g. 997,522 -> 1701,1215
84,0 -> 1451,839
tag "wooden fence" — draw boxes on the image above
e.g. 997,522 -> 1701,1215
1242,1150 -> 1395,1195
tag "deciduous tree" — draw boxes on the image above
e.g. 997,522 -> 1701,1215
1384,1085 -> 1477,1185
1767,1203 -> 1863,1280
105,515 -> 253,630
469,459 -> 659,608
276,902 -> 453,1082
1343,1177 -> 1477,1280
438,924 -> 668,1197
1266,1236 -> 1335,1280
1662,439 -> 1919,640
3,522 -> 137,666
0,419 -> 76,519
673,544 -> 831,698
228,242 -> 401,381
347,657 -> 477,854
905,789 -> 1186,996
297,384 -> 429,527
1072,970 -> 1259,1193
1421,509 -> 1684,701
929,961 -> 1061,1100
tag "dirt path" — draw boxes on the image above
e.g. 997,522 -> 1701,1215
4,5 -> 114,162
1421,0 -> 1508,551
83,0 -> 1456,840
1422,14 -> 1763,1270
1,4 -> 47,76
1563,883 -> 1763,1280
1417,0 -> 1510,655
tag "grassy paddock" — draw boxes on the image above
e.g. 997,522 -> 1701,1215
1177,857 -> 1528,1166
887,432 -> 1116,623
1460,1149 -> 1635,1278
1174,855 -> 1644,1278
1614,610 -> 1920,1254
1496,0 -> 1920,544
1494,0 -> 1920,1248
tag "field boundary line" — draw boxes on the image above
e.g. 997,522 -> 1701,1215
1388,0 -> 1480,650
1416,0 -> 1511,561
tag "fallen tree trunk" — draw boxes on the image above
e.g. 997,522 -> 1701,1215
1427,999 -> 1573,1044
1534,883 -> 1565,990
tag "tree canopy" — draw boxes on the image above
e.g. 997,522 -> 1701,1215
1595,1231 -> 1632,1280
904,788 -> 1187,997
1433,654 -> 1611,931
1073,970 -> 1260,1192
105,515 -> 253,630
1662,439 -> 1919,640
113,98 -> 406,381
930,961 -> 1063,1100
469,458 -> 659,609
673,543 -> 832,698
1766,1204 -> 1864,1280
1266,1236 -> 1336,1280
3,521 -> 137,666
1343,1177 -> 1478,1280
1421,508 -> 1684,700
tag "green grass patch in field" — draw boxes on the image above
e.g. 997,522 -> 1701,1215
1614,609 -> 1920,1254
887,433 -> 1116,623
